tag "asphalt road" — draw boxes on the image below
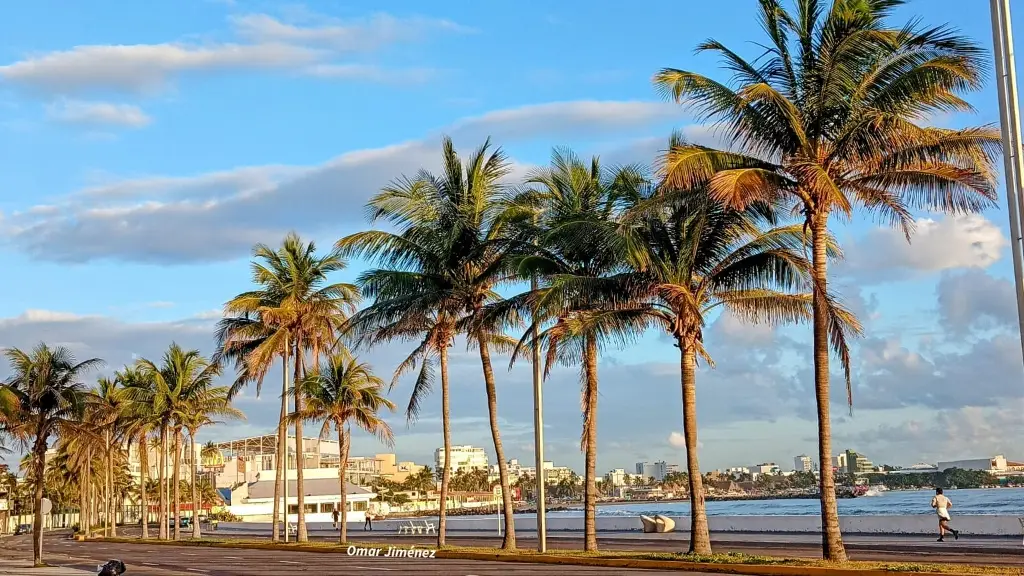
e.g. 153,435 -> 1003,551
0,533 -> 718,575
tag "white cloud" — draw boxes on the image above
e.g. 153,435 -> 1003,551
668,432 -> 687,448
45,100 -> 152,128
1,100 -> 680,264
842,214 -> 1006,283
0,43 -> 318,95
303,64 -> 437,84
0,12 -> 473,96
230,13 -> 473,51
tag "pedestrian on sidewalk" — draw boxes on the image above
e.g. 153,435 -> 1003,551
931,487 -> 960,542
364,510 -> 374,531
332,506 -> 339,529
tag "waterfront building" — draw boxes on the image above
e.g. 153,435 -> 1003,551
607,468 -> 627,487
750,463 -> 780,475
435,445 -> 489,476
937,455 -> 1024,477
844,450 -> 874,475
793,455 -> 813,473
635,461 -> 669,481
224,467 -> 376,524
210,434 -> 425,488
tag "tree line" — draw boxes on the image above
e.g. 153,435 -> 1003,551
0,0 -> 1000,564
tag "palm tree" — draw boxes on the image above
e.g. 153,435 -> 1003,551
134,344 -> 222,540
652,0 -> 998,559
498,149 -> 648,551
618,176 -> 859,553
183,389 -> 244,538
337,136 -> 520,548
117,366 -> 158,538
92,377 -> 127,537
290,349 -> 395,544
216,233 -> 359,542
2,343 -> 100,565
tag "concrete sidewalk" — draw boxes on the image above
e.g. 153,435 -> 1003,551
0,557 -> 93,574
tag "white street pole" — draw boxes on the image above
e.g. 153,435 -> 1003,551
283,351 -> 290,543
991,0 -> 1024,368
531,226 -> 548,553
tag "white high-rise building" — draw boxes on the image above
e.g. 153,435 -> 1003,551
794,455 -> 813,473
635,461 -> 669,481
435,445 -> 489,476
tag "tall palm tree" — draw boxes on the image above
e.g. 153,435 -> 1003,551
290,349 -> 395,544
2,343 -> 100,565
652,0 -> 998,559
117,366 -> 158,539
183,390 -> 244,538
338,136 -> 520,548
133,344 -> 221,541
618,177 -> 859,554
217,233 -> 359,542
92,377 -> 127,537
498,149 -> 648,551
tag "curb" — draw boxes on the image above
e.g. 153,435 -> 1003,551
432,551 -> 949,576
87,538 -> 978,576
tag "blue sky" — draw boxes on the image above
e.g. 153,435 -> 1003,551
0,0 -> 1021,474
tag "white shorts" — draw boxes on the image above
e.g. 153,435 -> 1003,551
937,510 -> 951,520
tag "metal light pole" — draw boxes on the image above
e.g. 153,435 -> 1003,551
991,0 -> 1024,367
531,271 -> 547,553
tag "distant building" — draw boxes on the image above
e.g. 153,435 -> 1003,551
635,461 -> 669,481
888,463 -> 939,475
844,450 -> 874,475
793,455 -> 813,473
435,445 -> 489,476
937,455 -> 1024,477
750,463 -> 780,475
832,453 -> 847,472
608,468 -> 628,487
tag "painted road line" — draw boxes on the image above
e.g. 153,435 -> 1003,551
279,560 -> 300,564
349,567 -> 395,572
185,569 -> 208,573
223,556 -> 242,560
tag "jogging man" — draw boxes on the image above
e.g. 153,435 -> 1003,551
931,487 -> 960,542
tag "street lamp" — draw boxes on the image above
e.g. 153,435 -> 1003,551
990,0 -> 1024,369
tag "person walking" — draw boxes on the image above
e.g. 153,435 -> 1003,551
364,509 -> 374,531
331,506 -> 339,529
931,487 -> 959,542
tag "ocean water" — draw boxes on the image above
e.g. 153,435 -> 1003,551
532,488 -> 1024,517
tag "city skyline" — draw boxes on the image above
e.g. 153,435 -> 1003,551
0,0 -> 1021,474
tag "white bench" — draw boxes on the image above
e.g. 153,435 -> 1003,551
421,520 -> 436,535
397,520 -> 420,535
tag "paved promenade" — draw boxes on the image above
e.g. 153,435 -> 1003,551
0,533 -> 715,575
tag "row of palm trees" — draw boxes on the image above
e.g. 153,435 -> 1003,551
316,0 -> 997,561
0,0 -> 1002,565
0,343 -> 241,565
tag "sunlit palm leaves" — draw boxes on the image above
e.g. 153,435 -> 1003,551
652,0 -> 997,560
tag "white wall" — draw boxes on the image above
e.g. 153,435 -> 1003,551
220,514 -> 1020,537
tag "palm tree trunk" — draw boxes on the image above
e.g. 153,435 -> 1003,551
680,339 -> 711,554
190,432 -> 202,539
437,345 -> 451,547
31,425 -> 46,566
78,460 -> 88,539
477,334 -> 516,549
582,334 -> 598,552
293,347 -> 308,542
811,215 -> 846,562
159,424 -> 168,540
338,422 -> 349,544
272,346 -> 288,542
173,428 -> 182,540
140,434 -> 149,539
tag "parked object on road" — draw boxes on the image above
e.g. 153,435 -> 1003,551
13,524 -> 31,535
96,559 -> 126,575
